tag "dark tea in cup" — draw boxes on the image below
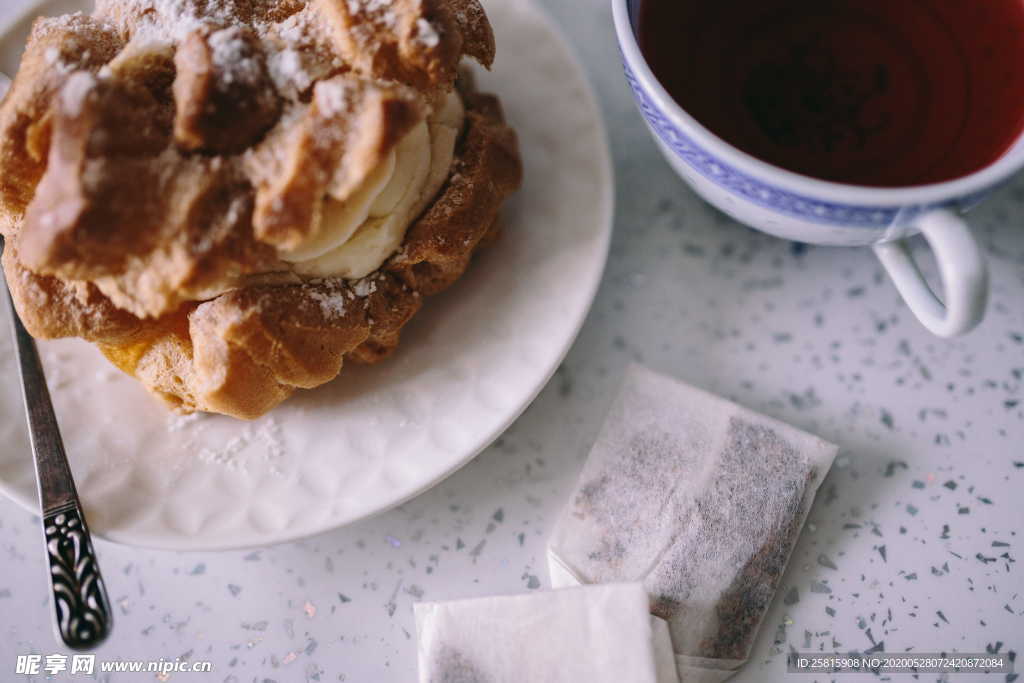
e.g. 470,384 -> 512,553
638,0 -> 1024,187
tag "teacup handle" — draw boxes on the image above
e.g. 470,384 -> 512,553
872,209 -> 988,337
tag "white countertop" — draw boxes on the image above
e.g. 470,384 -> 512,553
1,1 -> 1021,681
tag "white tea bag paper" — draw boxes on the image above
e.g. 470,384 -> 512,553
414,583 -> 678,683
548,364 -> 837,682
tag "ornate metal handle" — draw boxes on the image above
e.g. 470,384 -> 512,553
1,235 -> 112,649
43,503 -> 112,650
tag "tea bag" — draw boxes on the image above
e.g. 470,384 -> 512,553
548,364 -> 837,682
414,583 -> 679,683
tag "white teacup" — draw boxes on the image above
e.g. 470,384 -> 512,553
612,0 -> 1024,337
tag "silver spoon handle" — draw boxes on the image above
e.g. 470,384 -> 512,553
3,275 -> 112,650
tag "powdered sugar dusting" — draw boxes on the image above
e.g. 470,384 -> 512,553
99,0 -> 237,44
267,49 -> 311,96
29,12 -> 97,45
60,72 -> 98,117
208,27 -> 261,86
197,434 -> 248,470
313,79 -> 349,116
346,0 -> 394,16
415,18 -> 440,48
185,415 -> 287,474
351,277 -> 377,298
30,17 -> 97,76
306,285 -> 348,318
167,411 -> 203,432
256,418 -> 286,461
346,0 -> 402,31
258,7 -> 327,97
271,10 -> 311,46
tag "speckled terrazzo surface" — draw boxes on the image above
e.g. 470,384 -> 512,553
1,0 -> 1022,680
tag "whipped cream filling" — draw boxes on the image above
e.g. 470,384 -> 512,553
280,90 -> 465,279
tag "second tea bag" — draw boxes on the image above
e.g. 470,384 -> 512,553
548,364 -> 837,681
414,583 -> 678,682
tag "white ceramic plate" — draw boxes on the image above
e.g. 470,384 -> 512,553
0,0 -> 613,550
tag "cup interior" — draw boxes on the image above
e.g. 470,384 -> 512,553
628,0 -> 1024,188
617,0 -> 1024,203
